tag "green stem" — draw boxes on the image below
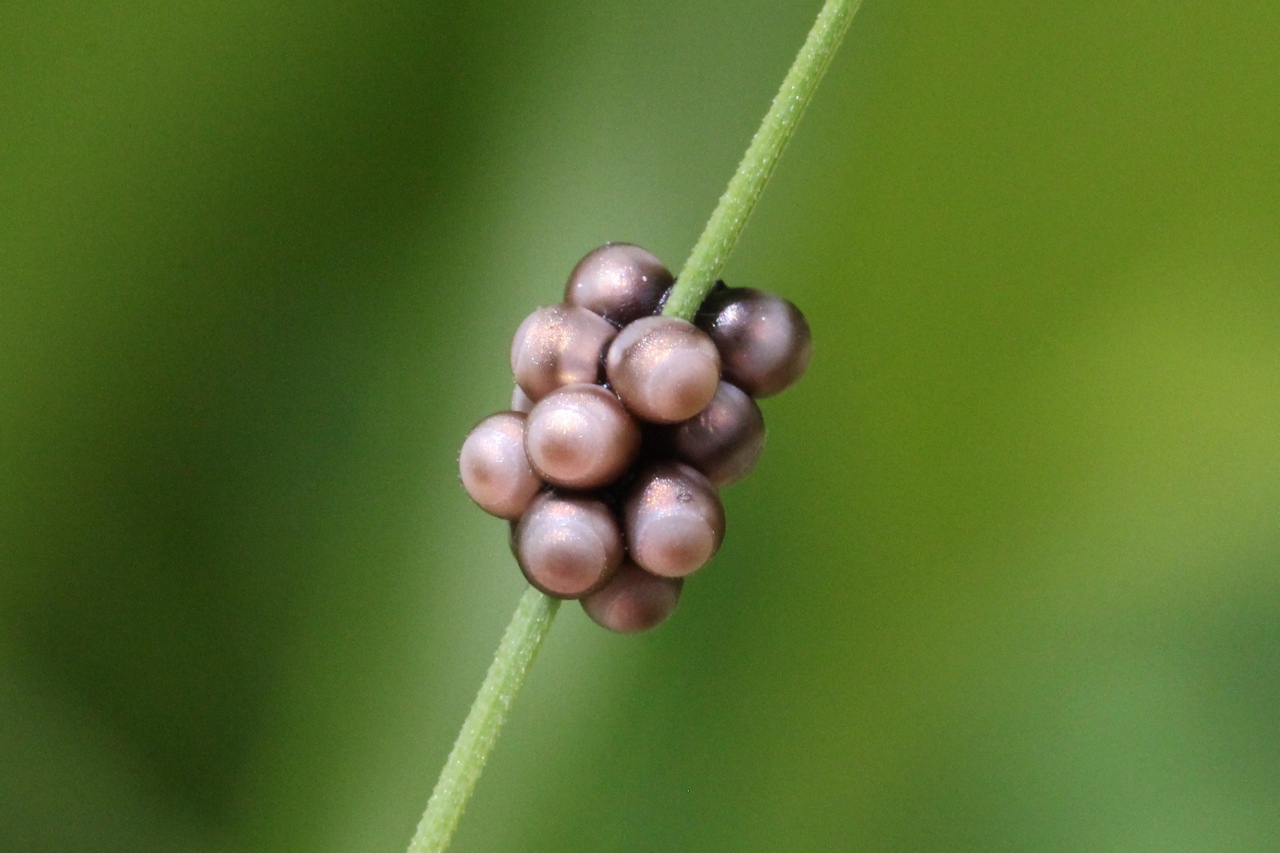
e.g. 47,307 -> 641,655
406,587 -> 560,853
664,0 -> 862,321
409,3 -> 860,851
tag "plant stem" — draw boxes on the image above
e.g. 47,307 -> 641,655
409,3 -> 860,851
664,0 -> 862,321
406,587 -> 560,853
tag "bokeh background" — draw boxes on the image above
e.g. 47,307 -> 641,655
3,1 -> 1279,851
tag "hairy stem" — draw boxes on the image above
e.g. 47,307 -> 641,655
406,587 -> 560,853
409,3 -> 860,851
664,0 -> 862,321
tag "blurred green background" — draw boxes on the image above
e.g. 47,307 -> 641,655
3,1 -> 1279,851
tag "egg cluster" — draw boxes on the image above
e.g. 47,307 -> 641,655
459,243 -> 811,633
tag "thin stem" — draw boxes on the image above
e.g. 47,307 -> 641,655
663,0 -> 862,321
410,3 -> 860,851
407,587 -> 560,853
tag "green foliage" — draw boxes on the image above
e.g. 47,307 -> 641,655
2,2 -> 1280,852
